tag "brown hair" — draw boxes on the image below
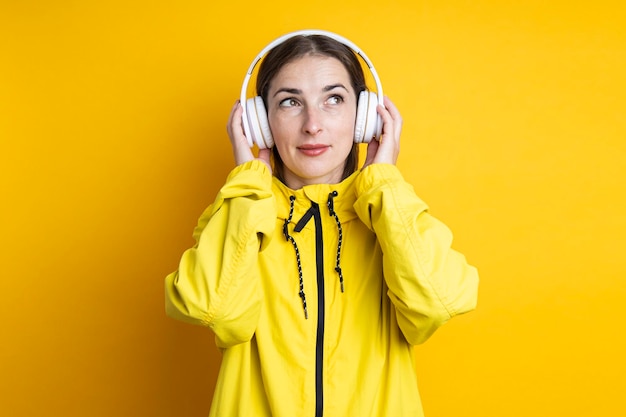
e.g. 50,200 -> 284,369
256,34 -> 367,183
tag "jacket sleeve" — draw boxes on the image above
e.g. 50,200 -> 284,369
353,163 -> 479,345
164,160 -> 276,348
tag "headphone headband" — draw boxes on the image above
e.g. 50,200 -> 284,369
240,30 -> 384,147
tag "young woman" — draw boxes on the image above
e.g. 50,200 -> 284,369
165,31 -> 479,417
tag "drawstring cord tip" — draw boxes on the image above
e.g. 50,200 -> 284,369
335,267 -> 345,292
286,194 -> 308,319
328,191 -> 345,294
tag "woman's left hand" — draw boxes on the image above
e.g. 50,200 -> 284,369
362,96 -> 403,169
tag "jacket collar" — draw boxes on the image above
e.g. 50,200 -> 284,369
272,171 -> 360,222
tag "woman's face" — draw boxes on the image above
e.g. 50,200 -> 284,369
266,55 -> 357,189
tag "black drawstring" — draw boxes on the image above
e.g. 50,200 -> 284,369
283,196 -> 308,319
327,191 -> 345,292
284,192 -> 345,319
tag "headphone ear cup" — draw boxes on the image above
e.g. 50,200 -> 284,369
361,91 -> 380,144
373,94 -> 383,140
354,91 -> 369,143
253,96 -> 273,148
354,91 -> 382,143
245,97 -> 273,149
245,97 -> 262,147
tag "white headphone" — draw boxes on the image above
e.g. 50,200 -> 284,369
240,29 -> 384,149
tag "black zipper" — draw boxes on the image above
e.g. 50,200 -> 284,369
312,202 -> 325,417
294,202 -> 325,417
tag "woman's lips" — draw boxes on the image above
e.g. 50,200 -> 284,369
298,144 -> 329,156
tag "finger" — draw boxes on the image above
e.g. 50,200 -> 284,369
382,96 -> 401,120
226,100 -> 240,131
227,100 -> 255,165
228,101 -> 249,146
373,101 -> 400,165
377,104 -> 395,143
382,97 -> 402,137
377,99 -> 402,147
226,101 -> 238,138
362,138 -> 380,170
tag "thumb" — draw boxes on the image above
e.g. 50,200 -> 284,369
257,148 -> 273,172
362,139 -> 380,170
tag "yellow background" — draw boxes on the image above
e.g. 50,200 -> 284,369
2,1 -> 625,416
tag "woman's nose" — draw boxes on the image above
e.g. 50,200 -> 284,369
302,106 -> 322,135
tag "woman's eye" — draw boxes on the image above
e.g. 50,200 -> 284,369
279,98 -> 299,107
327,95 -> 344,105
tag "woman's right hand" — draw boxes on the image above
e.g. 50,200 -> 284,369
227,100 -> 272,170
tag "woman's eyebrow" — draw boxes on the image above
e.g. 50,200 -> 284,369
273,84 -> 350,97
273,87 -> 301,97
324,83 -> 349,92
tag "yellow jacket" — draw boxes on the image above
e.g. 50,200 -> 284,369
165,160 -> 479,417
